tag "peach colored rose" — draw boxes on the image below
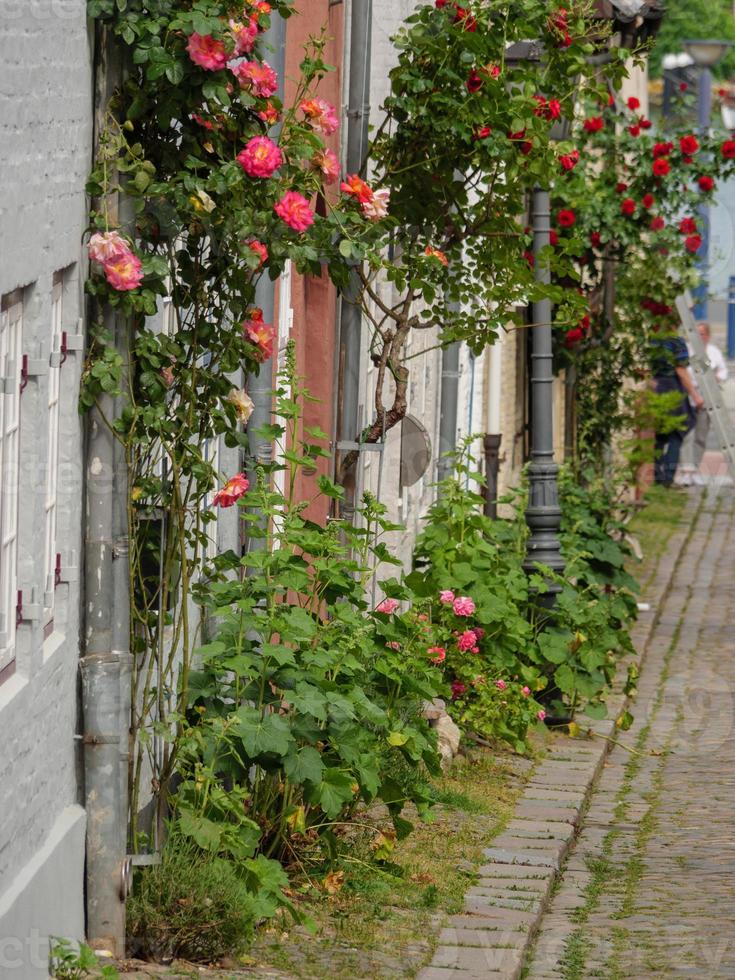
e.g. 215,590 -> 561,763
187,33 -> 228,71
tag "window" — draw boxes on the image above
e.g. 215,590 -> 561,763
0,291 -> 23,676
43,275 -> 64,630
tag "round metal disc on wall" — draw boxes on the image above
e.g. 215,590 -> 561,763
400,414 -> 432,489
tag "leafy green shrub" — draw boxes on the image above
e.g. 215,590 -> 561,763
49,938 -> 118,979
126,836 -> 261,964
171,350 -> 442,896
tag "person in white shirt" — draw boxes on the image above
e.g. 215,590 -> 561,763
689,321 -> 729,468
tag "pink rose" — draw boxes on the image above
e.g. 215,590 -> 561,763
361,187 -> 390,221
457,630 -> 477,652
187,33 -> 228,72
299,97 -> 339,135
213,473 -> 250,508
376,597 -> 400,614
247,240 -> 268,267
537,709 -> 546,721
522,686 -> 531,697
451,681 -> 467,699
386,641 -> 401,651
228,18 -> 258,55
243,308 -> 276,361
237,135 -> 283,178
88,230 -> 128,265
232,60 -> 278,98
312,148 -> 340,184
428,646 -> 446,664
439,590 -> 455,604
104,251 -> 144,292
452,596 -> 476,617
274,191 -> 315,232
496,679 -> 507,690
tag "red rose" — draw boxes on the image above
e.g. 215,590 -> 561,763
679,217 -> 697,235
523,249 -> 535,267
679,134 -> 699,155
590,231 -> 601,247
550,229 -> 559,246
466,70 -> 483,93
653,158 -> 671,177
685,234 -> 702,253
454,7 -> 477,30
583,116 -> 604,133
698,175 -> 715,192
621,197 -> 636,216
642,193 -> 655,209
474,125 -> 492,140
722,139 -> 735,159
629,124 -> 641,137
627,96 -> 640,111
640,119 -> 652,130
650,216 -> 665,231
435,0 -> 447,6
557,209 -> 576,228
616,182 -> 628,193
559,150 -> 579,171
653,141 -> 673,158
580,314 -> 591,331
565,327 -> 584,348
680,82 -> 688,92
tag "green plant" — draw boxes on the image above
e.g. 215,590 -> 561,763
171,347 -> 442,880
126,834 -> 260,963
49,938 -> 118,980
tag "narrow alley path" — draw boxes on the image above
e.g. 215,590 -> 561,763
525,486 -> 735,979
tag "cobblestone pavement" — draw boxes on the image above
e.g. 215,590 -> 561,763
525,486 -> 735,979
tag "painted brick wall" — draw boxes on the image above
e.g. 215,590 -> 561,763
0,0 -> 92,964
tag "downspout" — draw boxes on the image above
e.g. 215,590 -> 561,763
246,12 -> 287,550
437,339 -> 461,484
81,24 -> 130,957
336,0 -> 373,518
483,334 -> 503,518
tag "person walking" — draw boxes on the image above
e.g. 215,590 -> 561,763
650,325 -> 703,486
688,321 -> 728,471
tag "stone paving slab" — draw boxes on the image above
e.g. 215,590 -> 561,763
417,491 -> 700,980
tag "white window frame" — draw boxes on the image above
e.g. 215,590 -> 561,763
43,275 -> 64,630
0,291 -> 23,675
203,434 -> 220,562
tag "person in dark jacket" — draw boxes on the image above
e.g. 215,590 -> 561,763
649,328 -> 703,486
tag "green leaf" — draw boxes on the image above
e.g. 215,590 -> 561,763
235,707 -> 293,757
283,745 -> 325,784
387,731 -> 409,746
310,768 -> 355,818
177,811 -> 221,851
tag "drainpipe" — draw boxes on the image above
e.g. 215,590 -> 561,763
437,340 -> 461,485
336,0 -> 373,518
483,334 -> 503,518
82,25 -> 130,956
246,13 -> 286,548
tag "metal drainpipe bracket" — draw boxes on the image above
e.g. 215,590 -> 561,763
336,441 -> 385,453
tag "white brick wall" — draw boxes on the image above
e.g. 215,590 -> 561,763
0,0 -> 92,966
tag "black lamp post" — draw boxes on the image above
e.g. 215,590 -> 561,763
521,186 -> 565,600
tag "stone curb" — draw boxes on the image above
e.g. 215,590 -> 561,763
416,495 -> 700,980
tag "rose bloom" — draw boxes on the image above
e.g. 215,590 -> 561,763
549,230 -> 558,247
274,190 -> 315,232
428,646 -> 446,664
228,18 -> 258,55
424,245 -> 449,266
247,239 -> 268,267
232,60 -> 278,98
312,148 -> 340,184
187,33 -> 228,71
627,96 -> 640,110
640,118 -> 652,129
559,150 -> 579,171
340,173 -> 373,204
466,70 -> 483,94
621,197 -> 636,216
104,250 -> 143,292
557,209 -> 576,228
565,327 -> 583,348
642,193 -> 655,209
722,139 -> 735,159
685,234 -> 703,253
457,630 -> 477,652
213,473 -> 250,508
537,709 -> 547,721
650,215 -> 665,231
652,158 -> 671,177
161,365 -> 175,388
653,141 -> 673,158
453,6 -> 476,30
439,590 -> 455,604
474,125 -> 492,140
299,97 -> 339,136
361,188 -> 390,221
495,679 -> 507,690
227,388 -> 255,424
679,216 -> 697,235
628,124 -> 640,137
258,102 -> 280,125
452,596 -> 476,617
237,136 -> 283,178
243,308 -> 276,361
386,641 -> 401,651
590,231 -> 601,247
698,175 -> 715,192
522,686 -> 531,697
451,680 -> 467,699
375,597 -> 400,614
679,134 -> 699,155
583,116 -> 604,133
88,230 -> 128,264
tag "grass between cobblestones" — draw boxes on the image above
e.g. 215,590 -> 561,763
551,489 -> 715,980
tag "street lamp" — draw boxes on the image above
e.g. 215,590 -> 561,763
682,39 -> 732,320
